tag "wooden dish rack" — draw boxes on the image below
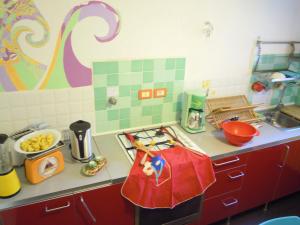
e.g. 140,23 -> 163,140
206,95 -> 260,128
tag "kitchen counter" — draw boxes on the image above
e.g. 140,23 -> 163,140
1,121 -> 300,212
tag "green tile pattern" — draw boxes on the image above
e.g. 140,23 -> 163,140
249,53 -> 300,106
254,54 -> 289,71
93,58 -> 185,133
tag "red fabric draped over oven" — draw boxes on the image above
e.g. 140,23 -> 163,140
121,146 -> 216,209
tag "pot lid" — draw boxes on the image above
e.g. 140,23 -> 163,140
70,120 -> 91,132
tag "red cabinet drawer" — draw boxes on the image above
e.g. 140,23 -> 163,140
1,195 -> 76,225
212,153 -> 248,172
205,165 -> 246,199
200,190 -> 241,225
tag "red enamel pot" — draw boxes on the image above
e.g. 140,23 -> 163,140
221,121 -> 260,146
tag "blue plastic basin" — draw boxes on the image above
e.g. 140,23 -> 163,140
260,216 -> 300,225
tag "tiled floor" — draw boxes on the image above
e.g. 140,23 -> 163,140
212,191 -> 300,225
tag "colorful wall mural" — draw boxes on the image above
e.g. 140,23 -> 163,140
0,0 -> 120,92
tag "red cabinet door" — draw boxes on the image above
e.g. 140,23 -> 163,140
75,183 -> 134,225
274,140 -> 300,199
0,195 -> 77,225
240,145 -> 285,211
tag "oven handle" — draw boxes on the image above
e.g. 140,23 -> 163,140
213,156 -> 240,167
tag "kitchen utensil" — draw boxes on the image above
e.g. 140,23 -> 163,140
206,95 -> 260,128
0,134 -> 21,198
181,90 -> 206,133
14,129 -> 61,154
221,121 -> 260,146
124,132 -> 154,165
24,149 -> 64,184
251,81 -> 266,92
69,120 -> 93,162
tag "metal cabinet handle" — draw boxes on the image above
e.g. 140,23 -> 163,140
278,145 -> 290,168
222,198 -> 239,207
45,201 -> 70,213
228,171 -> 245,180
80,196 -> 97,223
213,156 -> 240,167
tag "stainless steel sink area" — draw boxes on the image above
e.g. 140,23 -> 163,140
261,109 -> 300,129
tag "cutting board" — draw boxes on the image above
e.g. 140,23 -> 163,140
280,105 -> 300,120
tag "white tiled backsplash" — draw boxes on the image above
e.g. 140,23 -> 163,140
0,86 -> 95,134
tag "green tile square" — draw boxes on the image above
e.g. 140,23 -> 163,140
94,87 -> 107,99
165,82 -> 174,93
173,101 -> 182,112
131,60 -> 143,72
107,62 -> 119,74
176,58 -> 185,69
152,105 -> 162,115
93,75 -> 107,87
120,108 -> 130,119
130,72 -> 143,84
95,110 -> 107,121
143,71 -> 153,83
163,93 -> 173,103
93,62 -> 107,74
119,73 -> 134,85
165,58 -> 175,70
131,99 -> 141,107
96,121 -> 119,133
107,109 -> 119,121
152,115 -> 162,124
119,61 -> 131,73
107,74 -> 119,86
131,85 -> 141,91
175,70 -> 185,80
94,99 -> 107,110
119,85 -> 131,97
143,60 -> 154,71
153,58 -> 166,71
130,107 -> 142,118
142,106 -> 153,116
117,97 -> 132,108
154,82 -> 166,89
142,83 -> 153,89
120,119 -> 130,129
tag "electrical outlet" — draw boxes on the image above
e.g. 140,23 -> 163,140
138,89 -> 152,100
154,88 -> 167,98
201,80 -> 211,89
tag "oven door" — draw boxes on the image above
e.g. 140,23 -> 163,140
135,195 -> 203,225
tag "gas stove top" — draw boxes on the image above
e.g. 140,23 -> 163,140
116,125 -> 205,164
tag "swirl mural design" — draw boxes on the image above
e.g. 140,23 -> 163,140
0,0 -> 120,92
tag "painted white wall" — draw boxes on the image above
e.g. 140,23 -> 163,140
3,0 -> 300,134
22,0 -> 300,97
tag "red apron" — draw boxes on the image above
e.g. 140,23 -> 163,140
121,146 -> 216,209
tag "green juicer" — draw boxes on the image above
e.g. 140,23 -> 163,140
181,90 -> 206,133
